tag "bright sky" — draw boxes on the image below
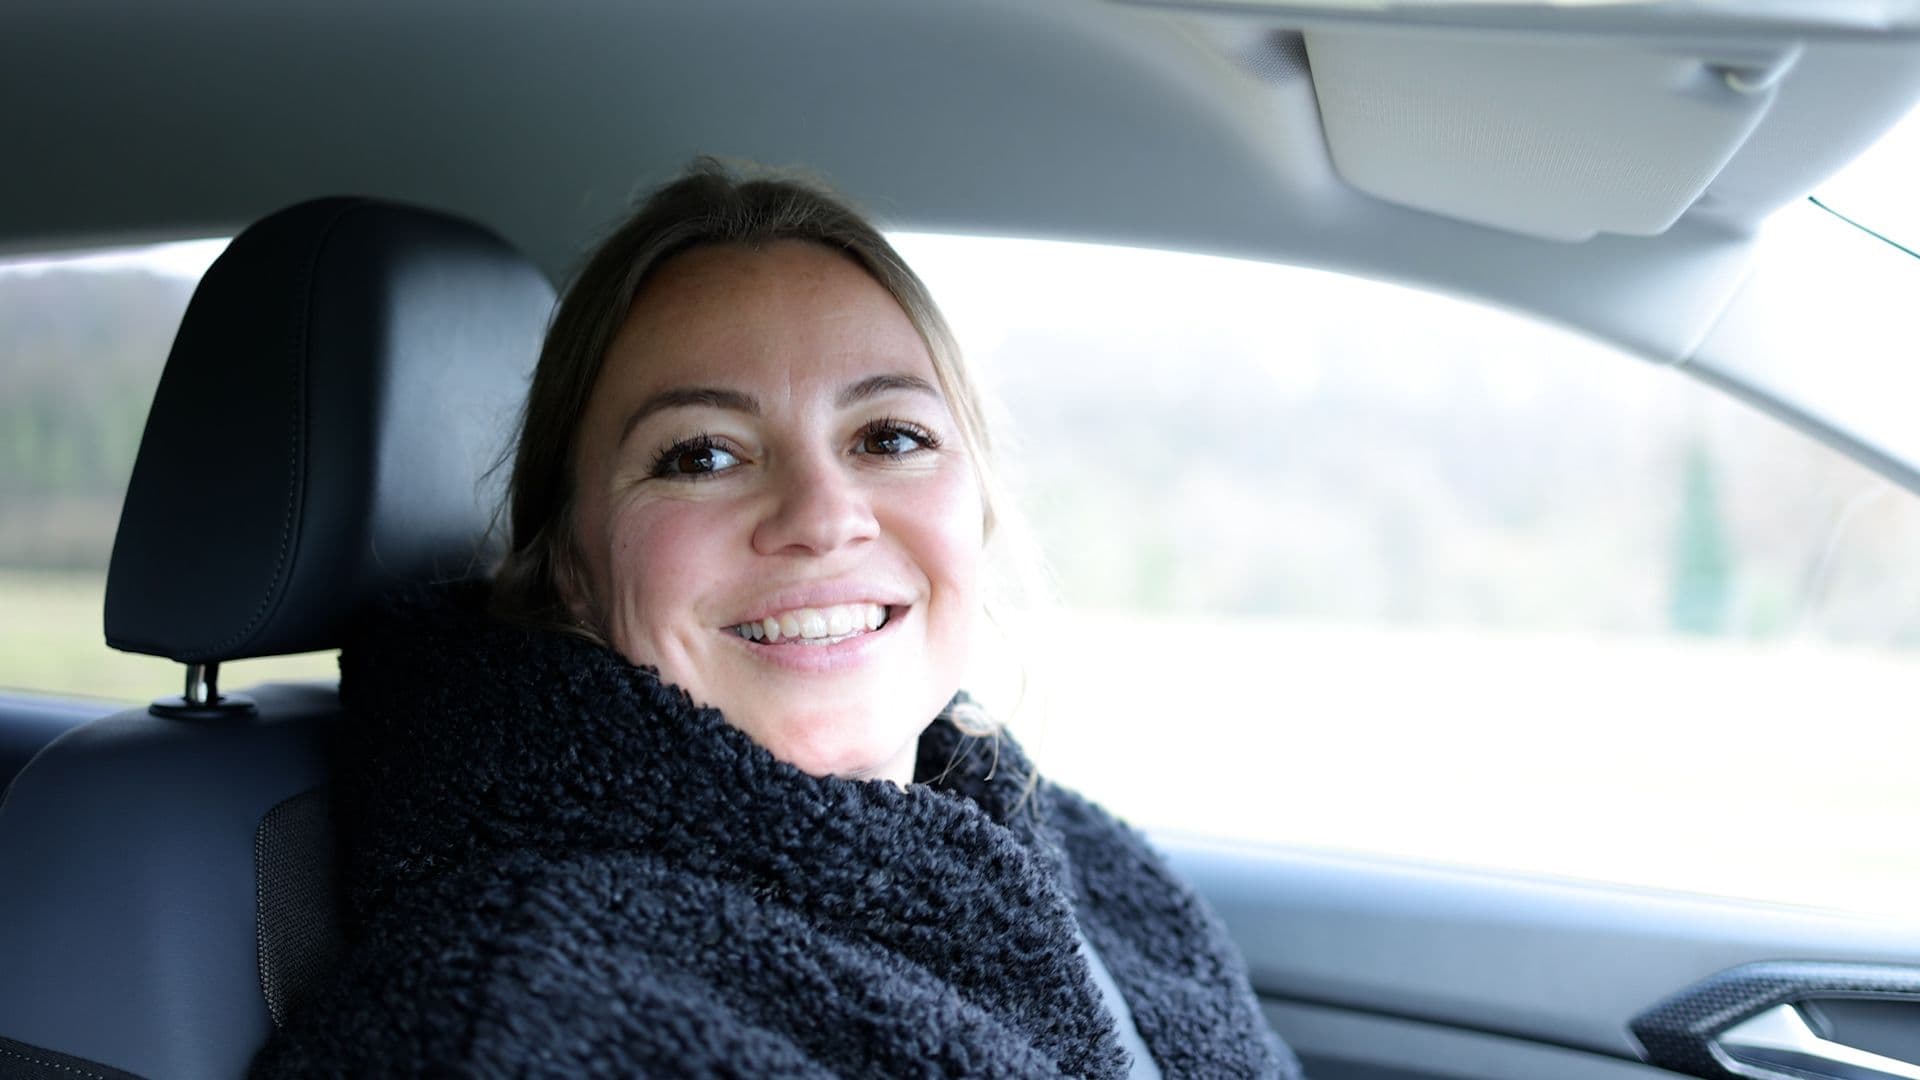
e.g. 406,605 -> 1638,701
1816,97 -> 1920,248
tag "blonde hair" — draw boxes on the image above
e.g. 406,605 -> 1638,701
492,158 -> 1027,740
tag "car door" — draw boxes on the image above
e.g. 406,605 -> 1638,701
1177,841 -> 1920,1079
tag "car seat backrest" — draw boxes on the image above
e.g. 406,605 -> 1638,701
0,198 -> 554,1080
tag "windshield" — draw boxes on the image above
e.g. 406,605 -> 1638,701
1813,97 -> 1920,253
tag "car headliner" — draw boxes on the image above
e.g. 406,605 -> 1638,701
4,0 -> 1919,478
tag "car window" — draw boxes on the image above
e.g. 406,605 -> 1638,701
0,241 -> 338,701
1814,97 -> 1920,252
10,232 -> 1914,919
896,232 -> 1920,920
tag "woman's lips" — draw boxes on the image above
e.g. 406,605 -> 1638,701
729,602 -> 890,643
724,605 -> 905,674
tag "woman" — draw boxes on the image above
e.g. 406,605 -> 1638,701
255,160 -> 1302,1078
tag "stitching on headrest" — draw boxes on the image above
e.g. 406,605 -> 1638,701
195,199 -> 365,658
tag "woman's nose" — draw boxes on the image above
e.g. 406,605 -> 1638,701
750,452 -> 879,557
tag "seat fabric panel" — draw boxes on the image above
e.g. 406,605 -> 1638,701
0,683 -> 335,1080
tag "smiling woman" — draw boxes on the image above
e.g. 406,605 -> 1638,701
252,161 -> 1300,1077
489,162 -> 1021,780
562,241 -> 984,784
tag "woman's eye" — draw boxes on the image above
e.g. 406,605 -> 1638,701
650,437 -> 740,478
856,421 -> 939,457
861,429 -> 917,456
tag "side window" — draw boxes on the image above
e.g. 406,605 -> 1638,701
0,242 -> 338,701
897,233 -> 1920,919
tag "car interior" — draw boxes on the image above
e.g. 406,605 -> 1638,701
3,2 -> 1919,1079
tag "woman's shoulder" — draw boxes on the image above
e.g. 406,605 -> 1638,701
255,850 -> 834,1078
1037,779 -> 1307,1080
1038,777 -> 1165,870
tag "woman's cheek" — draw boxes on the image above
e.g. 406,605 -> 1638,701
602,497 -> 735,671
900,460 -> 986,654
925,460 -> 986,578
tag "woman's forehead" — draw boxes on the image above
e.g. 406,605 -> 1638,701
607,241 -> 936,398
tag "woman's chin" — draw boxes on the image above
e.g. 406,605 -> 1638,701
741,711 -> 921,785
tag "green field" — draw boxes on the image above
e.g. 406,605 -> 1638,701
0,570 -> 337,703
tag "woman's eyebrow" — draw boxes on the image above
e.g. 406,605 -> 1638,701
618,387 -> 760,446
837,373 -> 940,408
616,376 -> 938,446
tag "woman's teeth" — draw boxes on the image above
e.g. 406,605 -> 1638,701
733,603 -> 889,643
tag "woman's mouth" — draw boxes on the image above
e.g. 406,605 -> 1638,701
728,603 -> 894,646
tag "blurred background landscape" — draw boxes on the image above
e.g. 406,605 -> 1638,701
4,232 -> 1916,917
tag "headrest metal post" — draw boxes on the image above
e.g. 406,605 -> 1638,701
151,661 -> 255,722
184,662 -> 216,707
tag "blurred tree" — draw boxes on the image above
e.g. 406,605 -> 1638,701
1669,440 -> 1733,634
0,266 -> 189,568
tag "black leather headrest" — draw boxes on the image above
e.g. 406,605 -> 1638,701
106,198 -> 554,663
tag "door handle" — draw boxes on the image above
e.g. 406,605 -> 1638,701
1714,1003 -> 1920,1080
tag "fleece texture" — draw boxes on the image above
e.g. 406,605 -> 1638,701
251,584 -> 1301,1078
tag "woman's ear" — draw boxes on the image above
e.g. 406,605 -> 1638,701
557,557 -> 598,632
549,520 -> 602,634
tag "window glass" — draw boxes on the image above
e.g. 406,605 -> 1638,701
1815,97 -> 1920,251
896,233 -> 1920,920
15,232 -> 1913,918
0,241 -> 337,702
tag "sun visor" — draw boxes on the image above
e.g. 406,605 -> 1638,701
1303,30 -> 1794,241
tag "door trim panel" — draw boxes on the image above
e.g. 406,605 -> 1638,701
1159,834 -> 1920,1061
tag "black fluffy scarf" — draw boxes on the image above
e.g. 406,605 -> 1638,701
252,584 -> 1300,1078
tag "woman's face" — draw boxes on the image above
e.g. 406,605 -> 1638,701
569,241 -> 983,786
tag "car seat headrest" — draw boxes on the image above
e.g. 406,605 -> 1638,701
105,197 -> 554,665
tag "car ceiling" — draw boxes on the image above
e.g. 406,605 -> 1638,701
4,0 -> 1920,366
